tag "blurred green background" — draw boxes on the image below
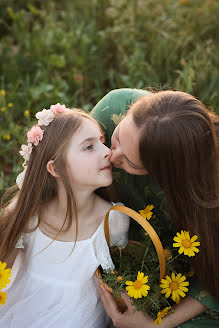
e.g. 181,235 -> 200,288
0,0 -> 218,193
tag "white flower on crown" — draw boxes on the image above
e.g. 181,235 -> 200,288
16,166 -> 27,190
36,108 -> 55,126
19,143 -> 33,162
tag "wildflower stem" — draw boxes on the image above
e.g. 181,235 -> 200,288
119,247 -> 122,272
141,246 -> 149,272
167,253 -> 181,265
154,253 -> 181,272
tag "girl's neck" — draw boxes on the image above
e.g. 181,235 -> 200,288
47,190 -> 97,220
39,189 -> 109,241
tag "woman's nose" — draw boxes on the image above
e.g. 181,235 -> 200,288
110,146 -> 122,163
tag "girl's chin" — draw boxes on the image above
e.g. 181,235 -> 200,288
101,177 -> 113,187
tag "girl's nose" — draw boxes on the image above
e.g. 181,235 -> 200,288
103,144 -> 111,158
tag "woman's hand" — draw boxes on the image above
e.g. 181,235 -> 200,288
99,284 -> 207,328
99,285 -> 154,328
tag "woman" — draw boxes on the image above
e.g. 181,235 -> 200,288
91,89 -> 219,327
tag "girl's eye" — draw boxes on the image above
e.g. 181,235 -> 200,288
84,144 -> 93,151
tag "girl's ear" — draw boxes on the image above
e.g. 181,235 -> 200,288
46,160 -> 60,178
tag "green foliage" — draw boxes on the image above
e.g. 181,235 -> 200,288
0,0 -> 218,192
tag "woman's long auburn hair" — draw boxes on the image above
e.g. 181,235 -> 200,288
0,109 -> 98,262
130,91 -> 219,298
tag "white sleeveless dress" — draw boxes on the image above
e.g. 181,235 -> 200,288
0,203 -> 130,328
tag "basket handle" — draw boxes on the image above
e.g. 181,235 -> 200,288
104,204 -> 166,280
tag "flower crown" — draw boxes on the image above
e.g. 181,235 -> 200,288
16,103 -> 70,189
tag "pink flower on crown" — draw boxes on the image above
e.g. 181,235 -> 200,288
19,143 -> 33,162
27,126 -> 44,146
50,103 -> 67,114
36,108 -> 54,126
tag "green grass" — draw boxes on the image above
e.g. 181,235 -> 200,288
0,0 -> 218,192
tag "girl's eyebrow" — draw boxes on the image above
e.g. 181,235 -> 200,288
80,137 -> 95,145
80,135 -> 105,145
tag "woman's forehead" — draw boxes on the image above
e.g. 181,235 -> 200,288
119,115 -> 142,163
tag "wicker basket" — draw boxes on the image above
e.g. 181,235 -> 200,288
96,204 -> 166,313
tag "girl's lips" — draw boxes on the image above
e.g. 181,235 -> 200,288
100,166 -> 111,170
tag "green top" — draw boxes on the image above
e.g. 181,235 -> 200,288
91,88 -> 219,327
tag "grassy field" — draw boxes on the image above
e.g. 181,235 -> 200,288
0,0 -> 218,192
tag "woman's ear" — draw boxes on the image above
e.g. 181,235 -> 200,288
46,160 -> 60,178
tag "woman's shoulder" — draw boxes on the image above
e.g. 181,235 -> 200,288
106,88 -> 151,102
91,88 -> 151,118
101,88 -> 150,101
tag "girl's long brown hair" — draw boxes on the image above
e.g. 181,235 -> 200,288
131,91 -> 219,298
0,109 -> 97,261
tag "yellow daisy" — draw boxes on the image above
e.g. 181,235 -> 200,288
173,231 -> 200,257
24,109 -> 30,118
126,271 -> 150,299
0,292 -> 7,306
160,272 -> 189,303
2,133 -> 11,141
139,205 -> 154,220
0,261 -> 11,289
154,306 -> 172,325
0,89 -> 6,96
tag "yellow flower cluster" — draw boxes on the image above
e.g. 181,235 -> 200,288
119,206 -> 201,321
2,134 -> 11,141
0,261 -> 11,306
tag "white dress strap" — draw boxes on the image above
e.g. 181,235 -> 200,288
3,250 -> 24,292
93,202 -> 130,271
15,234 -> 26,249
15,213 -> 38,248
6,214 -> 38,291
93,221 -> 115,271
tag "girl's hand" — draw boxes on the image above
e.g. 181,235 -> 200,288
99,285 -> 154,328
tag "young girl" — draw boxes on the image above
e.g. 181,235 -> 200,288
0,104 -> 130,328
